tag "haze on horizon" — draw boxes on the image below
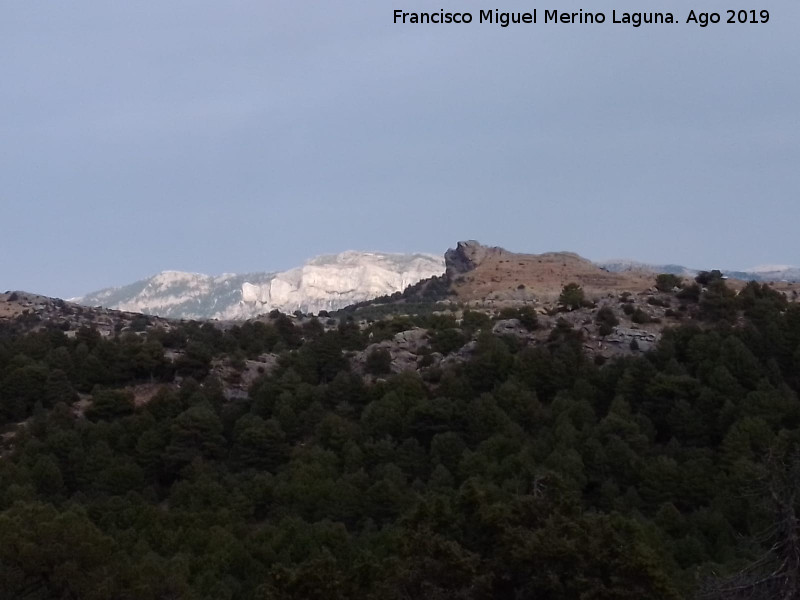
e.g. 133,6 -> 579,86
2,0 -> 798,299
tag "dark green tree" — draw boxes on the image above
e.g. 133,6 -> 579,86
559,283 -> 586,311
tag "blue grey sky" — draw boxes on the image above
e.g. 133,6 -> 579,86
2,0 -> 798,298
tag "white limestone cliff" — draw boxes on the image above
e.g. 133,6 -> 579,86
73,251 -> 445,320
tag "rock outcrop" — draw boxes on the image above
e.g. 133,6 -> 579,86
444,241 -> 656,304
444,240 -> 502,278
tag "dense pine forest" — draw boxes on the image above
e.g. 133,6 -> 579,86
1,279 -> 800,599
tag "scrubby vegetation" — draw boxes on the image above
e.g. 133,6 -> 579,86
0,280 -> 799,599
596,305 -> 620,336
656,273 -> 683,293
558,282 -> 587,310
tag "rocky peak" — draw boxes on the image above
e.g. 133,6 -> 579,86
444,240 -> 502,278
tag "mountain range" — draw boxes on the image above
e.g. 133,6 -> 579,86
597,259 -> 800,282
72,251 -> 445,320
71,244 -> 800,320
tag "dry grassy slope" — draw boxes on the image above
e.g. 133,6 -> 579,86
445,241 -> 797,304
0,292 -> 31,319
449,247 -> 656,303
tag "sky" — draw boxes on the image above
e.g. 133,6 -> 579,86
1,0 -> 798,298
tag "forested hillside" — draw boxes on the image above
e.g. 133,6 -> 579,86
1,279 -> 800,599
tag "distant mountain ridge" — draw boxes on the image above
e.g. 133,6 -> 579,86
595,260 -> 697,277
72,244 -> 800,321
73,251 -> 445,320
597,259 -> 800,282
737,264 -> 800,281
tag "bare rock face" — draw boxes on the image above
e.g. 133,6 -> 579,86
74,251 -> 445,320
444,240 -> 502,278
391,328 -> 429,352
605,327 -> 661,352
491,318 -> 533,339
354,327 -> 433,376
232,252 -> 445,319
